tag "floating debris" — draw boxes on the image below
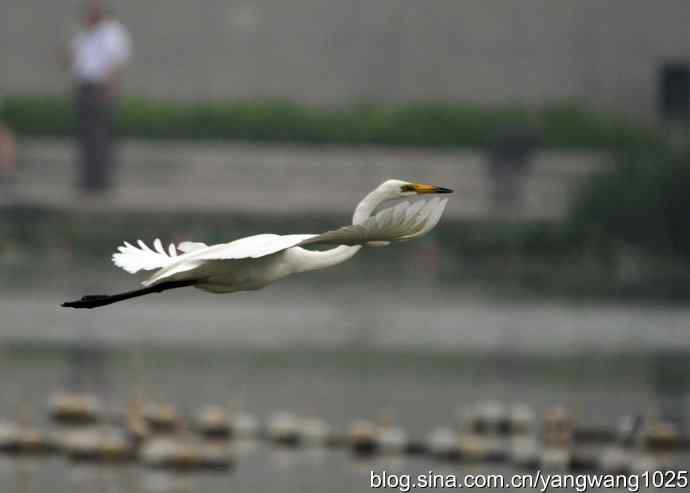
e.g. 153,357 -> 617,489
347,418 -> 410,456
5,394 -> 683,474
48,393 -> 103,426
266,412 -> 300,447
540,406 -> 575,471
509,434 -> 540,469
378,420 -> 409,455
140,437 -> 232,471
348,420 -> 378,456
141,403 -> 180,434
231,411 -> 261,440
126,413 -> 151,445
508,403 -> 537,435
460,401 -> 508,435
0,421 -> 56,455
644,419 -> 687,451
426,427 -> 461,460
195,405 -> 262,442
297,417 -> 332,447
196,405 -> 230,439
58,426 -> 134,463
457,432 -> 507,463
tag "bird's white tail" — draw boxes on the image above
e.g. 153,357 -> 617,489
112,239 -> 179,274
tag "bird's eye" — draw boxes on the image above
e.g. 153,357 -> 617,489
400,184 -> 415,192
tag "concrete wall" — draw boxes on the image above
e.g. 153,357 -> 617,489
2,1 -> 689,118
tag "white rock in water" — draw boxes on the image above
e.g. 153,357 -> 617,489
426,427 -> 460,456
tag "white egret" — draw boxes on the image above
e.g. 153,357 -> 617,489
62,179 -> 452,309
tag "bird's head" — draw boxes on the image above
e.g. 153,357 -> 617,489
377,179 -> 453,200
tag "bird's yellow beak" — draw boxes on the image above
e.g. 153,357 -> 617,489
412,183 -> 454,194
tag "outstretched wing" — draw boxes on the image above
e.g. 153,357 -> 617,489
299,197 -> 448,247
117,234 -> 317,286
113,197 -> 447,286
113,235 -> 315,275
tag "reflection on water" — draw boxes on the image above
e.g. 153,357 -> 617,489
0,339 -> 688,492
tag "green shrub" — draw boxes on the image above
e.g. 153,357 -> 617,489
2,95 -> 660,149
2,95 -> 76,136
570,145 -> 690,259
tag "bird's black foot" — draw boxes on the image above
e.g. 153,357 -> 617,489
62,295 -> 110,309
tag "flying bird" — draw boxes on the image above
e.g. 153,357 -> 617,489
62,179 -> 452,309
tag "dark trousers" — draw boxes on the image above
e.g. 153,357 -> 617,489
75,83 -> 115,192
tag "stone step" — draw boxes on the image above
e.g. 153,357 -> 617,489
11,139 -> 605,220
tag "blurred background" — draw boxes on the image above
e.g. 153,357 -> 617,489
0,1 -> 689,491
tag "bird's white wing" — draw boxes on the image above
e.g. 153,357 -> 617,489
130,233 -> 317,286
113,197 -> 447,286
299,197 -> 448,247
113,238 -> 180,274
113,234 -> 313,275
177,241 -> 208,253
192,234 -> 316,260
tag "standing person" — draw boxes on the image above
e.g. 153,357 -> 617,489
69,1 -> 131,194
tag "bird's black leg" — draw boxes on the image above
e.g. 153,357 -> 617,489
61,280 -> 198,309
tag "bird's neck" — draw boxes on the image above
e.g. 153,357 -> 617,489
288,244 -> 361,274
352,189 -> 385,225
289,189 -> 388,274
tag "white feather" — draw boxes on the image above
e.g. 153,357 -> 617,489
112,238 -> 179,274
141,233 -> 317,286
401,198 -> 447,240
177,241 -> 207,253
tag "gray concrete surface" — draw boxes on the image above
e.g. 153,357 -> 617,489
11,138 -> 604,220
4,283 -> 690,355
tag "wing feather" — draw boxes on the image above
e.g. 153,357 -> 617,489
300,197 -> 448,247
405,198 -> 447,239
140,233 -> 317,286
113,238 -> 179,274
404,198 -> 440,237
177,241 -> 208,253
404,200 -> 426,221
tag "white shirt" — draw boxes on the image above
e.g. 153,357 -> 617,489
72,20 -> 131,83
